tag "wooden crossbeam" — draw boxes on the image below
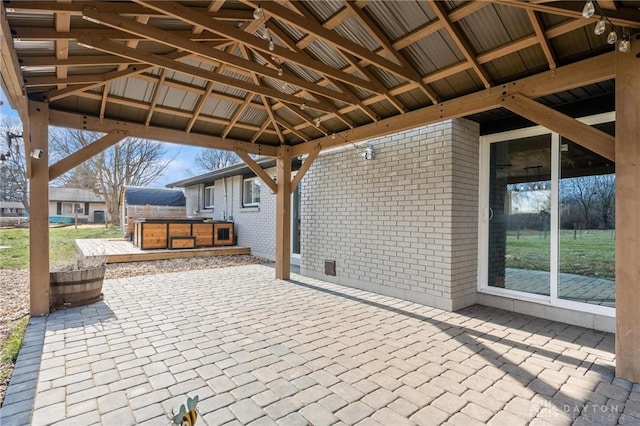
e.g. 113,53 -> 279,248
235,149 -> 277,193
429,1 -> 491,89
49,109 -> 279,157
290,52 -> 615,156
83,7 -> 359,105
49,130 -> 128,180
500,94 -> 614,161
133,1 -> 382,95
526,9 -> 556,70
290,145 -> 320,192
11,27 -> 226,42
80,38 -> 332,112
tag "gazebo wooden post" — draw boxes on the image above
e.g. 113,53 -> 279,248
275,145 -> 292,280
615,37 -> 640,382
28,101 -> 50,316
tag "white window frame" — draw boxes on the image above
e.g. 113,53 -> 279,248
242,177 -> 260,207
204,185 -> 215,209
478,111 -> 615,317
62,202 -> 84,215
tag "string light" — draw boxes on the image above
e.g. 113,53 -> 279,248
253,6 -> 263,20
594,16 -> 606,36
582,1 -> 595,18
619,34 -> 631,52
315,118 -> 321,127
583,1 -> 631,53
268,39 -> 275,51
278,67 -> 283,77
300,103 -> 306,111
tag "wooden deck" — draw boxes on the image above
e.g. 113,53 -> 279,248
75,238 -> 250,264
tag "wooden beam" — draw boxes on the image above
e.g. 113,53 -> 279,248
290,145 -> 320,192
500,94 -> 614,161
49,130 -> 128,180
275,145 -> 292,279
235,149 -> 277,193
6,1 -> 254,20
28,101 -> 50,316
186,81 -> 214,133
133,1 -> 381,95
291,51 -> 615,156
80,38 -> 331,113
526,9 -> 556,70
493,1 -> 640,29
49,109 -> 279,157
12,27 -> 226,42
430,1 -> 491,89
392,1 -> 486,50
615,38 -> 640,383
82,7 -> 359,105
0,5 -> 28,123
257,1 -> 417,83
145,69 -> 166,126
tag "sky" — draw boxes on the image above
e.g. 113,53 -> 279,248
0,86 -> 207,188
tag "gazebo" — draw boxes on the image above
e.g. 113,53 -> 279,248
1,1 -> 638,381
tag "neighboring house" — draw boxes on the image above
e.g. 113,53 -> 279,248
119,186 -> 186,239
49,187 -> 107,224
167,157 -> 301,263
0,201 -> 26,217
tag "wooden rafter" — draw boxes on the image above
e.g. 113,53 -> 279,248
145,69 -> 166,126
82,6 -> 359,106
132,1 -> 383,95
256,1 -> 419,84
392,1 -> 487,51
12,27 -> 226,42
493,1 -> 640,28
49,110 -> 279,157
186,82 -> 215,133
526,9 -> 556,70
290,145 -> 320,192
344,1 -> 439,104
291,52 -> 615,156
79,37 -> 332,112
54,1 -> 71,90
429,1 -> 491,89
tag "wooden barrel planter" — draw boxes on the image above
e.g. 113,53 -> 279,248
49,266 -> 106,310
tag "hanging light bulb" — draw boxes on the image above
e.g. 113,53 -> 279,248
262,27 -> 271,40
300,103 -> 306,111
268,39 -> 275,51
331,133 -> 336,140
619,34 -> 631,52
582,1 -> 595,18
315,118 -> 321,127
277,67 -> 283,77
607,29 -> 618,44
253,6 -> 263,20
594,16 -> 606,35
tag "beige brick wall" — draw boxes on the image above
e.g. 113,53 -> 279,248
300,118 -> 480,311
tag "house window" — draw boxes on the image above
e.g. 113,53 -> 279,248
243,177 -> 260,207
62,202 -> 84,215
204,185 -> 215,209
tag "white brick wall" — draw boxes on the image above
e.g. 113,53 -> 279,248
300,118 -> 480,311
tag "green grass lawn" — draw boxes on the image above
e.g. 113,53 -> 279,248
0,225 -> 122,269
506,229 -> 615,278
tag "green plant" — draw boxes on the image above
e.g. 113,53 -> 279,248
0,317 -> 29,364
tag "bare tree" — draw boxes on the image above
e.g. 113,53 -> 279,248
593,174 -> 615,229
0,118 -> 29,215
562,176 -> 598,229
194,149 -> 239,172
51,129 -> 173,225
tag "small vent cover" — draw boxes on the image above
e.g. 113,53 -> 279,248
324,260 -> 336,276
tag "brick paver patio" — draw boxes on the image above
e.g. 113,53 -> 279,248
1,264 -> 638,425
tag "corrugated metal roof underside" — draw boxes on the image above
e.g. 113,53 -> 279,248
5,0 -> 636,146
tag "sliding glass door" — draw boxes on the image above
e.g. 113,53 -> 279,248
479,116 -> 615,313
